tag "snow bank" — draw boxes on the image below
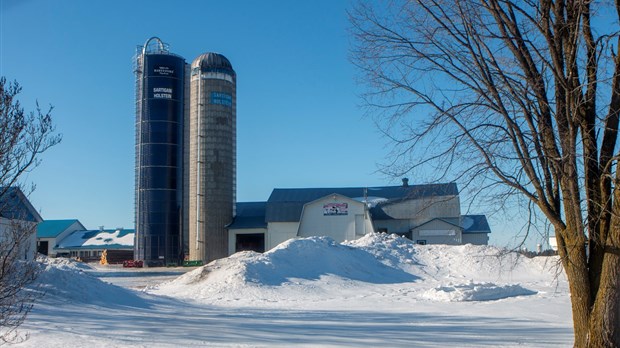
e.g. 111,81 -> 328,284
32,257 -> 149,308
151,233 -> 555,304
422,281 -> 537,301
151,236 -> 417,302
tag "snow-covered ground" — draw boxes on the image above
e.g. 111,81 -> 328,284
16,233 -> 573,347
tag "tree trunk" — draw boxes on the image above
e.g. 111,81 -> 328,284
587,246 -> 620,346
559,233 -> 592,347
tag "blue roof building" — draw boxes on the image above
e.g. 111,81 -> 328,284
36,219 -> 86,256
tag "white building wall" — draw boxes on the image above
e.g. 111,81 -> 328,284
410,219 -> 462,245
267,222 -> 299,250
297,195 -> 372,243
0,218 -> 37,261
39,237 -> 55,256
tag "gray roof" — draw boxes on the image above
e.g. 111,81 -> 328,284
411,217 -> 462,231
192,52 -> 235,74
461,215 -> 491,234
227,202 -> 267,229
266,183 -> 458,222
0,187 -> 42,223
409,215 -> 491,234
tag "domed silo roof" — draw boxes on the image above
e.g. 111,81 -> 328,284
192,52 -> 235,75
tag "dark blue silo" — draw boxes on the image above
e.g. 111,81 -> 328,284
134,37 -> 186,266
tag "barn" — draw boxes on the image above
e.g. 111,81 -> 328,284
227,180 -> 491,255
36,219 -> 86,257
0,187 -> 42,261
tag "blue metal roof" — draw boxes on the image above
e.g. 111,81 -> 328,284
266,183 -> 458,222
461,215 -> 491,234
227,202 -> 267,229
37,219 -> 82,238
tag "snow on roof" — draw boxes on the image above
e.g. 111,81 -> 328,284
55,229 -> 134,250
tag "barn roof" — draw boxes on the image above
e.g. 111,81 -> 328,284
0,187 -> 42,223
55,228 -> 134,250
227,202 -> 267,229
37,219 -> 83,238
266,183 -> 458,223
461,215 -> 491,234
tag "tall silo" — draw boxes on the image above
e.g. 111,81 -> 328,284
134,37 -> 187,266
188,53 -> 236,263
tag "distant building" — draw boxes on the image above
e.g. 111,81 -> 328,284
549,236 -> 558,251
0,187 -> 43,261
36,219 -> 86,256
227,180 -> 491,255
54,227 -> 134,262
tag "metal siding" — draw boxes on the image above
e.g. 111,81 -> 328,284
135,53 -> 186,266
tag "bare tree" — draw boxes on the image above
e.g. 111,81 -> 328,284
350,0 -> 620,346
0,77 -> 61,344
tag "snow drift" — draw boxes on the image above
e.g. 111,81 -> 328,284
150,233 -> 558,304
33,257 -> 150,308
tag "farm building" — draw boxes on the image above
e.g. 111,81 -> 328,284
36,219 -> 86,256
0,187 -> 42,261
54,227 -> 134,262
227,180 -> 491,255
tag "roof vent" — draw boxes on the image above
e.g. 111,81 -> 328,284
402,178 -> 410,187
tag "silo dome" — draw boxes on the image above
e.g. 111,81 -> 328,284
192,52 -> 235,74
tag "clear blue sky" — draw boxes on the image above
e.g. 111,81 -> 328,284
1,0 -> 531,248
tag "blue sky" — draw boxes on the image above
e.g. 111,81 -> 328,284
1,0 -> 532,248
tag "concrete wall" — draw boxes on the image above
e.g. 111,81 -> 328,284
188,59 -> 236,263
297,195 -> 372,243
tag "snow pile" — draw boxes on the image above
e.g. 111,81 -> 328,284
151,233 -> 556,304
32,257 -> 149,308
344,232 -> 420,273
422,281 -> 537,301
151,236 -> 417,303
